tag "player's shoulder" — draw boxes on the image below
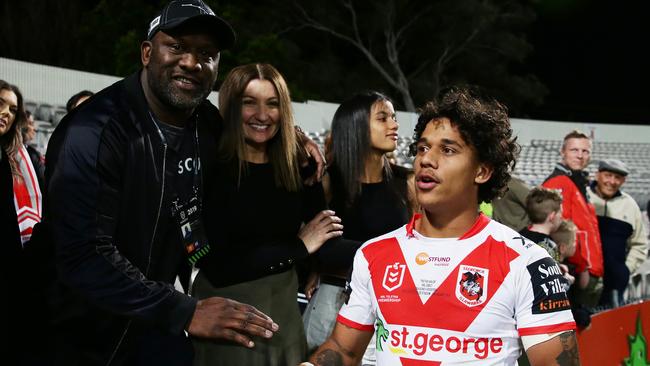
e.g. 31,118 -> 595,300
485,220 -> 550,260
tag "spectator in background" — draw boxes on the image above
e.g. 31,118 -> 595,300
492,175 -> 531,231
21,111 -> 45,186
519,187 -> 593,330
519,187 -> 583,290
551,220 -> 579,276
550,219 -> 592,328
588,159 -> 648,307
543,130 -> 603,308
1,79 -> 46,365
519,187 -> 564,261
302,91 -> 414,365
65,89 -> 94,112
0,81 -> 42,249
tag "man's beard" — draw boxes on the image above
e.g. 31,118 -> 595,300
147,69 -> 211,111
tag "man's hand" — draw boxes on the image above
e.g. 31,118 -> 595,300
188,297 -> 278,348
296,127 -> 326,185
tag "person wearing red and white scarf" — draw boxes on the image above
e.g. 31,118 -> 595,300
1,79 -> 48,365
13,143 -> 42,245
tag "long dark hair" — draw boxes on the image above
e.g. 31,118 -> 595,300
329,91 -> 393,206
0,80 -> 27,176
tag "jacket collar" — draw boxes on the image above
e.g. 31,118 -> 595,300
549,162 -> 590,201
122,71 -> 213,135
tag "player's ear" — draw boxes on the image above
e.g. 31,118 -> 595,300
475,163 -> 493,184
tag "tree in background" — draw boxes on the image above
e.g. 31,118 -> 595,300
284,0 -> 547,113
0,0 -> 547,115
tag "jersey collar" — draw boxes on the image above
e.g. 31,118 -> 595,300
405,212 -> 491,240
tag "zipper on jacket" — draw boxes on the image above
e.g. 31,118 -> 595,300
106,113 -> 168,365
146,114 -> 168,275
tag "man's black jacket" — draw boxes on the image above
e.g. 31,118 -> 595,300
44,72 -> 220,365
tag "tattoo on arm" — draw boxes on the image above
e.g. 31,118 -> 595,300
556,331 -> 580,366
314,349 -> 344,366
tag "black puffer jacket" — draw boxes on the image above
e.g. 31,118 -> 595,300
45,72 -> 220,365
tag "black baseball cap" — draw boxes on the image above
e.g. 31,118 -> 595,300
147,0 -> 236,49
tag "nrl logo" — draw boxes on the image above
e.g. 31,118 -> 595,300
382,262 -> 406,292
456,265 -> 489,307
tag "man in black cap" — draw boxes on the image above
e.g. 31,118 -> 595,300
587,158 -> 648,307
43,1 -> 324,364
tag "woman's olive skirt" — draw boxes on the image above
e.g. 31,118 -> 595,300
192,269 -> 307,366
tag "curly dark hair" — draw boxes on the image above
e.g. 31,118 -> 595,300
409,86 -> 519,203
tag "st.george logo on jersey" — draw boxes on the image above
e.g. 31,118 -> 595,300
456,265 -> 489,307
382,262 -> 406,292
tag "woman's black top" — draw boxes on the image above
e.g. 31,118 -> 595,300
199,159 -> 326,288
315,164 -> 411,272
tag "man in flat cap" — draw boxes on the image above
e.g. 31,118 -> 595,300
588,158 -> 648,307
43,1 -> 323,365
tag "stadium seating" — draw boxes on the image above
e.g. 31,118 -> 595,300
512,139 -> 650,207
288,132 -> 648,207
52,107 -> 67,126
34,103 -> 54,123
24,100 -> 38,116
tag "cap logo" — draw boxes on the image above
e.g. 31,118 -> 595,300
181,3 -> 214,15
149,15 -> 161,35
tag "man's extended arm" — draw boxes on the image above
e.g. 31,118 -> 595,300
306,322 -> 374,366
525,331 -> 580,366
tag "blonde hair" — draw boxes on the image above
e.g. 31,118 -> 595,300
218,63 -> 302,191
551,219 -> 577,248
561,129 -> 590,151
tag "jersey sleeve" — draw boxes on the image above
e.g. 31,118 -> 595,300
336,248 -> 375,332
514,246 -> 576,337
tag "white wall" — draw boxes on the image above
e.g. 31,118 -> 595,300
2,57 -> 650,144
0,57 -> 121,107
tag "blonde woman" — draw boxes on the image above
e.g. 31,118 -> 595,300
192,64 -> 342,365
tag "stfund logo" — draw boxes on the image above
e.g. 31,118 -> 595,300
415,252 -> 451,266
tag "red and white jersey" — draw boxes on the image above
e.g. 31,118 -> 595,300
337,214 -> 576,365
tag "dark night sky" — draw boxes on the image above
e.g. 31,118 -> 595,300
528,0 -> 650,124
2,0 -> 649,125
